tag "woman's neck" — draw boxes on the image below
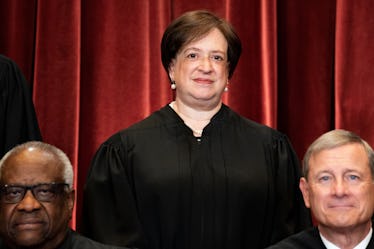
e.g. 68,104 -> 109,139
170,100 -> 221,136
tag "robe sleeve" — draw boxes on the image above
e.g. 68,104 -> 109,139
82,133 -> 145,248
0,55 -> 42,157
269,134 -> 311,244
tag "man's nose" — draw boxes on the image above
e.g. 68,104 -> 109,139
332,179 -> 348,196
16,190 -> 42,211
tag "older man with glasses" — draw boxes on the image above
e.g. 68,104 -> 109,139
0,141 -> 131,249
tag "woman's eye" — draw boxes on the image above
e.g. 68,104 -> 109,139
187,53 -> 197,59
212,55 -> 224,61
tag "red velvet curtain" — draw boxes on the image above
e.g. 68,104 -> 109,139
1,0 -> 373,230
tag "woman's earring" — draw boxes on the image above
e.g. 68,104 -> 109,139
224,81 -> 229,92
171,81 -> 176,90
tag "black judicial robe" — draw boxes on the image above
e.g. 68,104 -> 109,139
0,229 -> 130,249
265,226 -> 374,249
0,55 -> 42,157
82,104 -> 311,249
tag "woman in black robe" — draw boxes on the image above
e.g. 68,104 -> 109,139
82,10 -> 311,249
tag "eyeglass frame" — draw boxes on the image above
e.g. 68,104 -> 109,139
0,182 -> 70,204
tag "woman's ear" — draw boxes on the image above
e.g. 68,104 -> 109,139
168,60 -> 175,81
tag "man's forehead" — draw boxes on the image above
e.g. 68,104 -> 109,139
309,145 -> 370,173
1,150 -> 63,184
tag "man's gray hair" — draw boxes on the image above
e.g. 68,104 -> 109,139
0,141 -> 74,189
302,129 -> 374,180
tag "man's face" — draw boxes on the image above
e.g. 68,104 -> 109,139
300,143 -> 374,232
0,148 -> 74,248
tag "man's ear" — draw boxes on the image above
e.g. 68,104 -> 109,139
67,189 -> 75,213
299,177 -> 311,208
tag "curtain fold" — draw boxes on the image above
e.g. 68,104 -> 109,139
258,0 -> 277,127
1,0 -> 373,230
335,1 -> 374,141
277,0 -> 337,156
0,0 -> 37,84
32,0 -> 82,228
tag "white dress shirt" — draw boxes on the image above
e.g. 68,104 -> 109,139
320,228 -> 372,249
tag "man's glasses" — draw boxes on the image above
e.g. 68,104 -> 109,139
0,183 -> 69,204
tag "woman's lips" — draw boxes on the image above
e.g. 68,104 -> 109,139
193,78 -> 214,84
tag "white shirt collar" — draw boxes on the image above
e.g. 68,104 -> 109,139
320,228 -> 372,249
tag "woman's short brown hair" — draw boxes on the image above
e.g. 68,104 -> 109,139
161,10 -> 242,80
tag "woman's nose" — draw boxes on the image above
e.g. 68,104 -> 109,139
198,56 -> 213,72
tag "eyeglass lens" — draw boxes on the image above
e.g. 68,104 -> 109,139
0,183 -> 68,204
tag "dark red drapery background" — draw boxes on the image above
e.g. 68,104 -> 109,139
1,0 -> 374,230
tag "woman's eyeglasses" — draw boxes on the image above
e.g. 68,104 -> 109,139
0,183 -> 69,204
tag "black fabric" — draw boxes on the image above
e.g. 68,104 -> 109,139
265,226 -> 374,249
0,229 -> 130,249
58,229 -> 131,249
0,54 -> 42,158
265,227 -> 327,249
82,104 -> 311,249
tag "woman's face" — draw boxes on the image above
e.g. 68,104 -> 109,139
169,28 -> 229,108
